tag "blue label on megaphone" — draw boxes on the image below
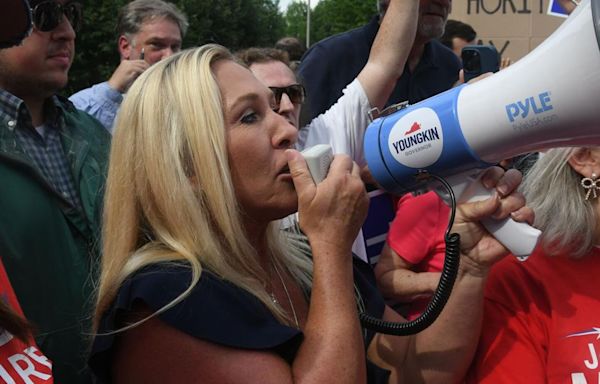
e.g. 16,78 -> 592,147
364,85 -> 493,195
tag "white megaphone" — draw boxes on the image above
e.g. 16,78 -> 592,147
364,0 -> 600,259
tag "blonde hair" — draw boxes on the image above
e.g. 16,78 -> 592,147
520,147 -> 598,258
94,44 -> 313,331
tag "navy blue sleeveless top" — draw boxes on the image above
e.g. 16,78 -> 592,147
90,257 -> 390,383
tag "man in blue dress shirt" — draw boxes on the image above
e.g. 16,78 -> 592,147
69,0 -> 188,132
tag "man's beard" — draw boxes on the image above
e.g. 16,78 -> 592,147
418,20 -> 447,40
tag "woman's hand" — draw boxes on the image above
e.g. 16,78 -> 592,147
285,150 -> 368,384
451,167 -> 534,276
286,149 -> 368,254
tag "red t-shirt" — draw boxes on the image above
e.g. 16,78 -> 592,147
0,259 -> 53,383
386,191 -> 449,319
467,246 -> 600,383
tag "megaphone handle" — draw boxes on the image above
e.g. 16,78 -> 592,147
456,173 -> 540,261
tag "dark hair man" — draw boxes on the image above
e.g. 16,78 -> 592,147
439,19 -> 477,57
0,0 -> 110,382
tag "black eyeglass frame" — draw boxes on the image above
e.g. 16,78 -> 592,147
31,0 -> 83,32
269,84 -> 306,107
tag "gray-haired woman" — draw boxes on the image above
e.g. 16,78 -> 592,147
468,146 -> 600,383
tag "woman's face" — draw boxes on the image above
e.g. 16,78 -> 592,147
214,60 -> 299,223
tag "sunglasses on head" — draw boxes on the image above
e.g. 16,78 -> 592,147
269,84 -> 306,107
32,0 -> 83,32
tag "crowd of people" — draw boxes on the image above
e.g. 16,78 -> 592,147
0,0 -> 595,383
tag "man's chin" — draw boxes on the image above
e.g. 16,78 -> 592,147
43,76 -> 69,93
418,22 -> 446,41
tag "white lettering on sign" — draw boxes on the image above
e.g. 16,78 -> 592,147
0,346 -> 52,383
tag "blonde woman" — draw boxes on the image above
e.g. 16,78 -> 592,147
90,44 -> 531,384
468,146 -> 600,383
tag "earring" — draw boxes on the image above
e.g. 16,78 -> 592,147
581,172 -> 600,200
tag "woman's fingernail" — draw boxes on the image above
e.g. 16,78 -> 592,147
497,184 -> 508,196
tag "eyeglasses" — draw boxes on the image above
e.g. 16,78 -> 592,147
269,84 -> 306,108
31,1 -> 83,32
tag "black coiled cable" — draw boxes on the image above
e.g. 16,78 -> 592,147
359,174 -> 461,335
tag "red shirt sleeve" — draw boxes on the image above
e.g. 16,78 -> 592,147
386,191 -> 448,270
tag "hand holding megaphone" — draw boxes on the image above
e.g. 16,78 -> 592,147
439,170 -> 540,260
364,0 -> 600,259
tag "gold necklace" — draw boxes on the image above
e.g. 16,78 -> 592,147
271,261 -> 300,328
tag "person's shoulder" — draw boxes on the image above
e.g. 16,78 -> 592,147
304,78 -> 366,123
301,32 -> 350,59
301,18 -> 376,60
59,95 -> 100,123
124,263 -> 227,302
317,23 -> 370,44
96,263 -> 253,332
69,84 -> 94,99
328,20 -> 374,42
120,263 -> 267,322
58,96 -> 111,140
118,262 -> 302,351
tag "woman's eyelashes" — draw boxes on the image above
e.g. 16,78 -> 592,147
238,93 -> 278,125
239,105 -> 278,125
240,110 -> 259,125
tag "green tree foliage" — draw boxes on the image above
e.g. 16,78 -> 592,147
281,0 -> 376,50
67,0 -> 285,95
284,1 -> 308,44
67,0 -> 128,96
67,0 -> 376,95
177,0 -> 285,48
310,0 -> 376,43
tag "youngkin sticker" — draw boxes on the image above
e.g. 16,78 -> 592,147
388,107 -> 443,169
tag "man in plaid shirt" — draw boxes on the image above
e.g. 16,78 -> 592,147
0,1 -> 110,383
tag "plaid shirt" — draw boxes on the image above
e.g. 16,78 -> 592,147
0,89 -> 82,209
